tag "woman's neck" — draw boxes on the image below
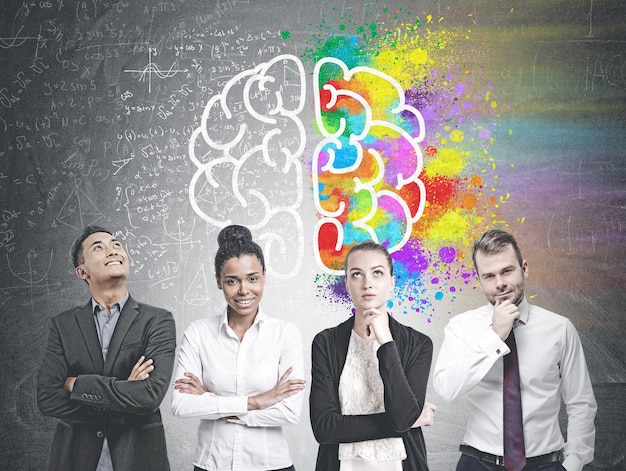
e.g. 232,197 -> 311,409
227,310 -> 258,341
352,310 -> 370,339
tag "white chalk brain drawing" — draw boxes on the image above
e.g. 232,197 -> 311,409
188,54 -> 306,279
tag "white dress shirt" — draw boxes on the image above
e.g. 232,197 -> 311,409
172,308 -> 304,471
433,297 -> 596,471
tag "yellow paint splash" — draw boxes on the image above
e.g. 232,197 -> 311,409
424,147 -> 467,178
450,129 -> 464,142
424,208 -> 470,246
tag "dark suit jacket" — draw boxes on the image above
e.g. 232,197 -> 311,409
310,315 -> 433,471
37,295 -> 176,471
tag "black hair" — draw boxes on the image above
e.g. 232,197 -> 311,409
71,225 -> 113,268
471,229 -> 524,273
214,225 -> 265,276
344,239 -> 394,276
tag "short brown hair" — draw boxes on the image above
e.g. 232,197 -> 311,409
471,229 -> 523,272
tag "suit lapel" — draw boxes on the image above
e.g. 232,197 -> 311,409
75,301 -> 105,373
103,296 -> 139,375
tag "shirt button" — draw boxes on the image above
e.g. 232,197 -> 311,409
496,349 -> 501,354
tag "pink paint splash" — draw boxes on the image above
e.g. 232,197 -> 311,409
306,13 -> 513,318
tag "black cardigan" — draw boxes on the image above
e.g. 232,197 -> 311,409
310,314 -> 433,471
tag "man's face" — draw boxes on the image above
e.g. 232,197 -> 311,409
474,244 -> 528,306
76,232 -> 129,286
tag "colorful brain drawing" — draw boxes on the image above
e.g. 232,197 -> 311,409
186,17 -> 512,313
313,58 -> 427,273
307,17 -> 511,317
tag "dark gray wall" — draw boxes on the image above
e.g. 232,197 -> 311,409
1,1 -> 624,469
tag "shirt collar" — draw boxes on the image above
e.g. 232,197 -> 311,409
91,292 -> 130,315
219,306 -> 265,334
517,296 -> 530,325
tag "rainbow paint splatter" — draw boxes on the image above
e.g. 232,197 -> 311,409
306,13 -> 513,319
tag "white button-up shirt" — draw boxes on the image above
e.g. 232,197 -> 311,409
172,308 -> 304,471
434,297 -> 596,471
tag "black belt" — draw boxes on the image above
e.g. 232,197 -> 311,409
460,445 -> 562,467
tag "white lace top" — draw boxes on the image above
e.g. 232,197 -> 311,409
338,330 -> 407,463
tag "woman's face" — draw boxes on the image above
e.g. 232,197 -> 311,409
217,255 -> 265,320
345,249 -> 395,313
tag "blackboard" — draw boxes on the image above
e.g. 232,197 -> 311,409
1,1 -> 624,469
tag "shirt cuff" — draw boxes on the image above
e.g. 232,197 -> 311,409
478,329 -> 509,359
220,395 -> 248,416
562,455 -> 583,471
227,417 -> 246,425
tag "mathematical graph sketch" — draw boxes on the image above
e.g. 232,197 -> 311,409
158,217 -> 201,262
0,25 -> 41,50
187,54 -> 306,279
312,58 -> 426,274
123,46 -> 188,93
2,249 -> 61,312
56,180 -> 106,230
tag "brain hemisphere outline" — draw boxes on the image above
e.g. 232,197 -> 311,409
188,54 -> 306,279
313,58 -> 426,273
187,55 -> 426,276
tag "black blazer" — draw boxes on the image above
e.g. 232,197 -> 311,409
310,314 -> 433,471
37,295 -> 176,471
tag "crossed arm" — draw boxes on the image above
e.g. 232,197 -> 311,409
37,312 -> 176,422
64,355 -> 155,392
171,321 -> 306,426
174,365 -> 305,413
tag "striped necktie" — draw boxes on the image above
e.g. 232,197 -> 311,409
503,329 -> 526,471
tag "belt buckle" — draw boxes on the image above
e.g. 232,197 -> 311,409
494,455 -> 503,466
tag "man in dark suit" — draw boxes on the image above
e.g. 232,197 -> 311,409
37,226 -> 176,471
